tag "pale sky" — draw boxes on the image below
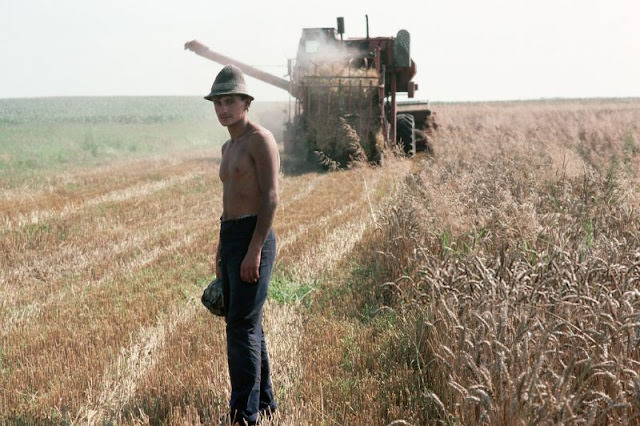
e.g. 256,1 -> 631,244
1,0 -> 638,102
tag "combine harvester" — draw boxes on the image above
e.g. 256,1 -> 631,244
185,16 -> 434,168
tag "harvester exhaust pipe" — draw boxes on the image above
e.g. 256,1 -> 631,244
366,14 -> 369,39
337,17 -> 344,40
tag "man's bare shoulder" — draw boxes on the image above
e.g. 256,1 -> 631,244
247,122 -> 275,143
245,122 -> 280,176
246,122 -> 278,153
221,139 -> 231,154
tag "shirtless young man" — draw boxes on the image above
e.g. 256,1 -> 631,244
205,65 -> 280,425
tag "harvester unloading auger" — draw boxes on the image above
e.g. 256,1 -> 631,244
185,16 -> 434,168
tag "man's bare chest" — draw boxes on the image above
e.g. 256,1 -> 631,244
220,141 -> 253,181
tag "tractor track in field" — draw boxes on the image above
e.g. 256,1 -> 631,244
0,170 -> 206,233
0,166 -> 216,333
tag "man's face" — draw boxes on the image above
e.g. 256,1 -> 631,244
212,95 -> 248,127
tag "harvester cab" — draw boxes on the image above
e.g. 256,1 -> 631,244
185,16 -> 433,168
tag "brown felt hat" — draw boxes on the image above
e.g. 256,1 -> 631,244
204,64 -> 254,101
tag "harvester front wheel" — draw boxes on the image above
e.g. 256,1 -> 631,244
396,113 -> 416,156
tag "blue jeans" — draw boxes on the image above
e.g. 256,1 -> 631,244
220,216 -> 277,424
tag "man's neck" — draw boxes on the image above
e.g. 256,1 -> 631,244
227,118 -> 251,141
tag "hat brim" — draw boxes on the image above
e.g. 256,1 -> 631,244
204,91 -> 254,101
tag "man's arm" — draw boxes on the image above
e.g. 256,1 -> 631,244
216,141 -> 229,278
240,131 -> 280,283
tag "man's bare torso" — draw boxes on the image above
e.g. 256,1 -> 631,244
219,123 -> 265,220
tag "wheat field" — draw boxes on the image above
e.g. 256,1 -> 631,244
1,97 -> 639,425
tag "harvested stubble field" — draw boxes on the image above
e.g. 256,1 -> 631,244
1,97 -> 639,425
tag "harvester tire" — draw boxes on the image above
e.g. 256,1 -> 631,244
396,113 -> 416,156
